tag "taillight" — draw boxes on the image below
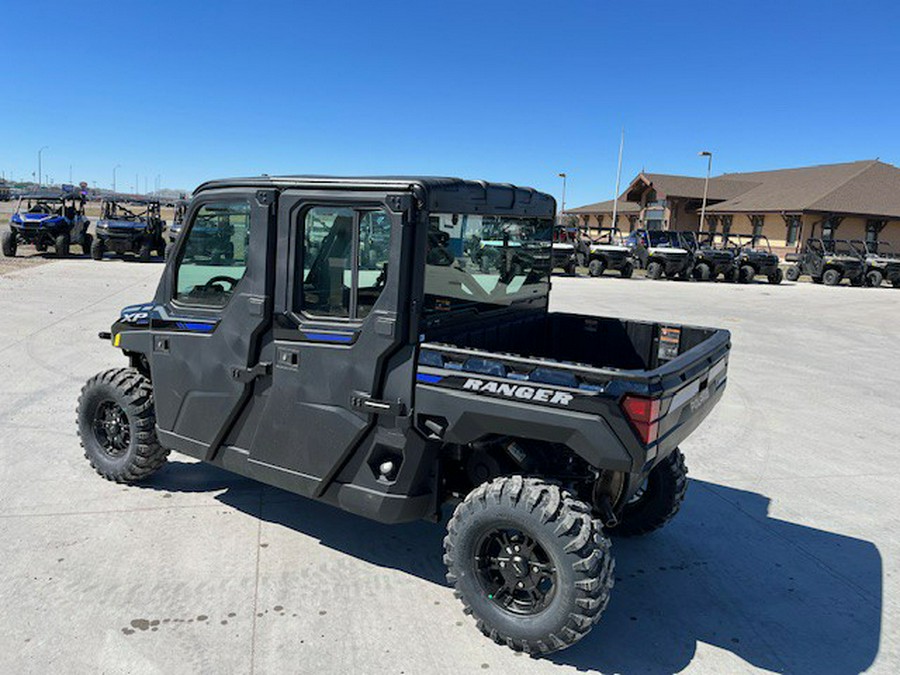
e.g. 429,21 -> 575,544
621,395 -> 661,445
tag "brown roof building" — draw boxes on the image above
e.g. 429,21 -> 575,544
567,160 -> 900,253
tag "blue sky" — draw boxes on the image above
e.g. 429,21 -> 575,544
3,0 -> 899,207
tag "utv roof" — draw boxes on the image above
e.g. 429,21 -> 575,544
195,176 -> 556,216
19,192 -> 77,200
101,195 -> 160,205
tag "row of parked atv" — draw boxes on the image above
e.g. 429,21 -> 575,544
552,226 -> 900,288
1,191 -> 186,262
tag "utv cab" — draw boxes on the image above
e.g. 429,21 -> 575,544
77,176 -> 730,656
586,228 -> 634,278
3,192 -> 91,258
680,231 -> 735,281
851,240 -> 900,288
785,238 -> 865,286
627,229 -> 692,280
726,234 -> 783,284
93,197 -> 166,261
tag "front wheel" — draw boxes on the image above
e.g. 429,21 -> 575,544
77,368 -> 169,482
81,232 -> 93,257
588,258 -> 606,277
1,230 -> 16,257
823,268 -> 842,286
646,260 -> 663,280
739,264 -> 756,283
866,270 -> 884,287
91,238 -> 106,261
564,259 -> 577,276
785,265 -> 801,282
768,268 -> 784,285
620,261 -> 634,278
693,262 -> 711,281
139,240 -> 152,262
54,233 -> 70,258
444,477 -> 614,655
611,448 -> 688,537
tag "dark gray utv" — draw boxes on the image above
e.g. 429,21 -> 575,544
77,176 -> 730,655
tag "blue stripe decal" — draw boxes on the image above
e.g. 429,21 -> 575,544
416,373 -> 443,384
176,321 -> 216,332
303,332 -> 354,343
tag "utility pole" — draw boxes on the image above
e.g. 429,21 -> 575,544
557,173 -> 567,220
38,146 -> 49,188
113,164 -> 121,193
698,151 -> 713,234
611,128 -> 625,233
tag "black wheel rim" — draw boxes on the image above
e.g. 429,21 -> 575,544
92,400 -> 130,457
475,527 -> 557,615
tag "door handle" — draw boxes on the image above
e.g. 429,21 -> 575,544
231,362 -> 271,384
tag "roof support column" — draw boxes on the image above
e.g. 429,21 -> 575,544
749,214 -> 765,238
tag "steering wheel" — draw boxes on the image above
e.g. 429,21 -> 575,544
202,275 -> 240,291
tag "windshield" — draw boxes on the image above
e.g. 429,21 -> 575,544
823,239 -> 858,256
593,229 -> 626,245
18,198 -> 62,215
424,213 -> 551,315
647,231 -> 680,247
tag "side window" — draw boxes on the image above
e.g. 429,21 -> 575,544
174,200 -> 251,307
299,206 -> 390,319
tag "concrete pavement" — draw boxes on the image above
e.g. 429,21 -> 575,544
0,260 -> 895,674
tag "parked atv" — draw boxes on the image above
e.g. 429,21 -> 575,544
725,234 -> 783,284
851,240 -> 900,288
681,231 -> 735,281
785,238 -> 865,286
93,197 -> 166,262
164,199 -> 188,260
626,229 -> 692,280
551,224 -> 589,275
76,175 -> 730,656
587,228 -> 634,278
3,192 -> 92,258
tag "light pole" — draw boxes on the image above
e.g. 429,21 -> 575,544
37,146 -> 49,188
558,172 -> 567,220
698,151 -> 713,233
112,164 -> 121,193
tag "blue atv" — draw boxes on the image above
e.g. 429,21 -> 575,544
92,197 -> 166,262
3,192 -> 92,258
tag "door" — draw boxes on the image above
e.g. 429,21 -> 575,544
150,188 -> 275,459
247,191 -> 413,495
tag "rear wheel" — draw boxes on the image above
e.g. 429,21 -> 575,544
850,274 -> 865,287
823,268 -> 842,286
588,258 -> 606,277
866,270 -> 884,287
646,261 -> 663,280
444,477 -> 614,655
564,260 -> 577,276
768,268 -> 784,285
91,238 -> 105,260
620,261 -> 634,278
785,265 -> 801,282
35,240 -> 48,252
893,279 -> 900,289
76,368 -> 169,482
81,233 -> 93,257
1,230 -> 16,257
54,233 -> 70,258
611,449 -> 688,537
739,264 -> 756,283
693,262 -> 711,281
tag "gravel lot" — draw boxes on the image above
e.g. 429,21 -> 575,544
0,260 -> 896,674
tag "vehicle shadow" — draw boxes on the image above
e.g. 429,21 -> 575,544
144,463 -> 882,673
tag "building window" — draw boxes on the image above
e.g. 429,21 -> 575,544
751,215 -> 765,238
786,216 -> 800,245
866,220 -> 883,245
